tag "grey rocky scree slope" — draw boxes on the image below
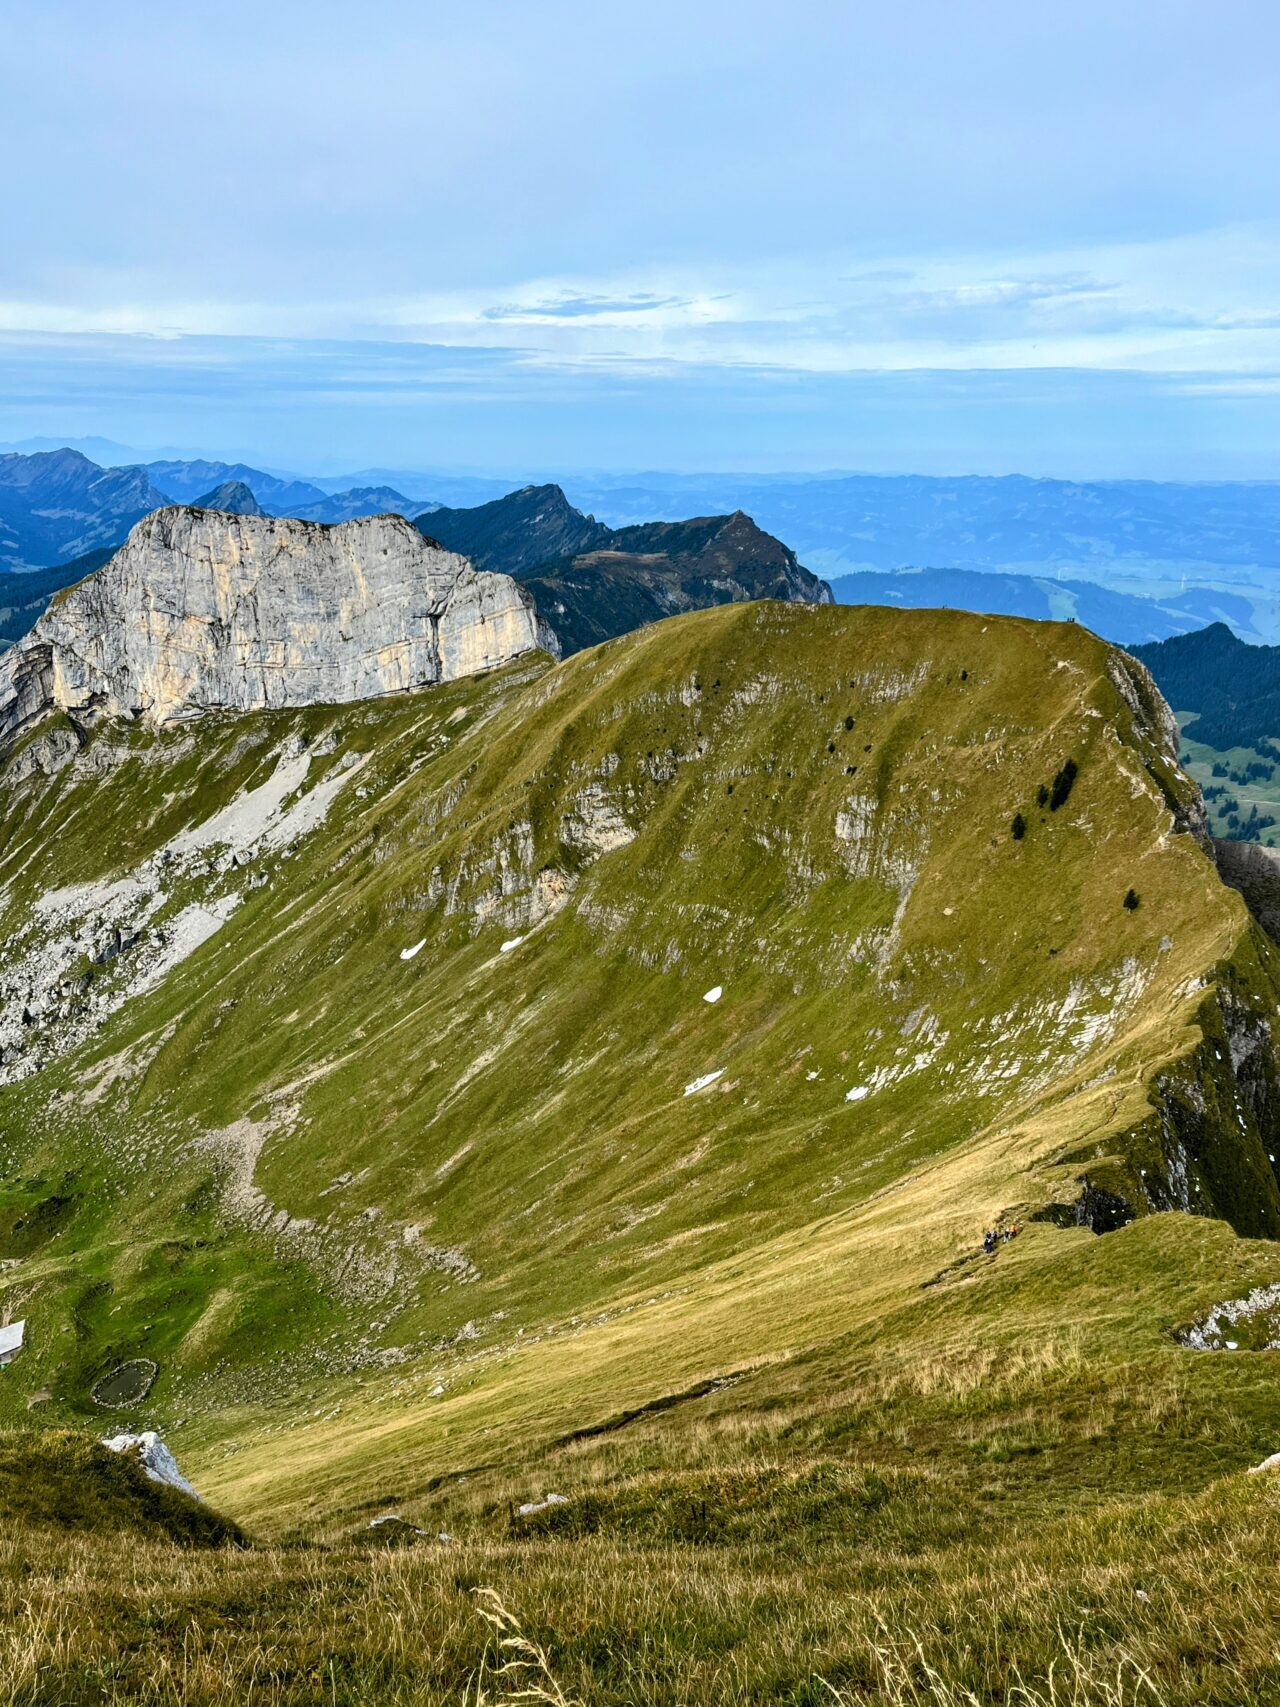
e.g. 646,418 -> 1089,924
0,507 -> 557,745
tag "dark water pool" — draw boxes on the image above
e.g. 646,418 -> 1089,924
92,1358 -> 159,1407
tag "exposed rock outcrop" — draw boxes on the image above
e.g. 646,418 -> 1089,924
100,1432 -> 202,1500
1214,837 -> 1280,945
0,508 -> 557,743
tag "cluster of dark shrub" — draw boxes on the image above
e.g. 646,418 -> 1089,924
1222,803 -> 1278,842
1210,757 -> 1274,786
1012,759 -> 1078,841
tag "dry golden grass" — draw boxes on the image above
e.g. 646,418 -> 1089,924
0,1459 -> 1275,1704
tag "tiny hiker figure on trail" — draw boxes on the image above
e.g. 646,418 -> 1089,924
982,1229 -> 997,1255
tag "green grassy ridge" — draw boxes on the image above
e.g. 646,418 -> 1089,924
0,1429 -> 242,1547
0,600 -> 1276,1531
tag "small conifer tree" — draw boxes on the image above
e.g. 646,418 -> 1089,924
1011,813 -> 1027,841
1049,759 -> 1079,811
1123,888 -> 1140,911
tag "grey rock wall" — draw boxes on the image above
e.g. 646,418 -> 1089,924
0,507 -> 557,742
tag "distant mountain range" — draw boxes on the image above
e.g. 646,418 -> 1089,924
0,450 -> 170,569
566,471 -> 1280,578
829,566 -> 1257,646
0,458 -> 831,662
418,485 -> 831,652
4,448 -> 1280,655
0,450 -> 438,571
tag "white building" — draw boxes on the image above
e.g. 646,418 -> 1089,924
0,1321 -> 26,1366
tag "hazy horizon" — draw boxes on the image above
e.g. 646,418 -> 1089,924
2,1 -> 1278,479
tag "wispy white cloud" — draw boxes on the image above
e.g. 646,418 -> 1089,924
480,291 -> 699,322
1,226 -> 1278,385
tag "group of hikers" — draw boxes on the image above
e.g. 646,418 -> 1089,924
982,1224 -> 1020,1255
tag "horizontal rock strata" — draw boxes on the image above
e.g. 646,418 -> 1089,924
0,507 -> 557,741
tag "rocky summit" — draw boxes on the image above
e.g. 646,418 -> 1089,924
417,484 -> 833,653
0,506 -> 557,743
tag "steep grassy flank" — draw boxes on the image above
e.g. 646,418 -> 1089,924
0,601 -> 1277,1543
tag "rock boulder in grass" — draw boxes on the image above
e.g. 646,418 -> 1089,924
101,1431 -> 202,1500
0,508 -> 558,744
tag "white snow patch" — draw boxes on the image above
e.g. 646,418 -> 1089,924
845,1085 -> 870,1103
1250,1451 -> 1280,1475
100,1432 -> 200,1501
500,936 -> 525,954
684,1069 -> 724,1096
703,985 -> 723,1004
400,939 -> 427,962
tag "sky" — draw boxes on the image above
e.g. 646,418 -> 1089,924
1,0 -> 1278,478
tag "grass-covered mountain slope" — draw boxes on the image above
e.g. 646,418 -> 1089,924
3,600 -> 1280,1701
0,1430 -> 242,1546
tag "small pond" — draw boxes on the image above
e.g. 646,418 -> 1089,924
92,1358 -> 159,1407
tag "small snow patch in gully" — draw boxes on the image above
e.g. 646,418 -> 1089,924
685,1069 -> 724,1096
703,985 -> 723,1004
400,939 -> 426,962
500,936 -> 525,953
845,1085 -> 870,1102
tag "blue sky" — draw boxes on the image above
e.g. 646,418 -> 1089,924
2,0 -> 1278,477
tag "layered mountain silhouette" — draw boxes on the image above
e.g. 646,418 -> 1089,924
0,449 -> 171,569
143,460 -> 421,525
419,483 -> 613,574
829,566 -> 1257,647
0,459 -> 834,664
417,484 -> 832,652
192,480 -> 264,516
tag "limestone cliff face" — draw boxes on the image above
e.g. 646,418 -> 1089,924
0,508 -> 557,740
